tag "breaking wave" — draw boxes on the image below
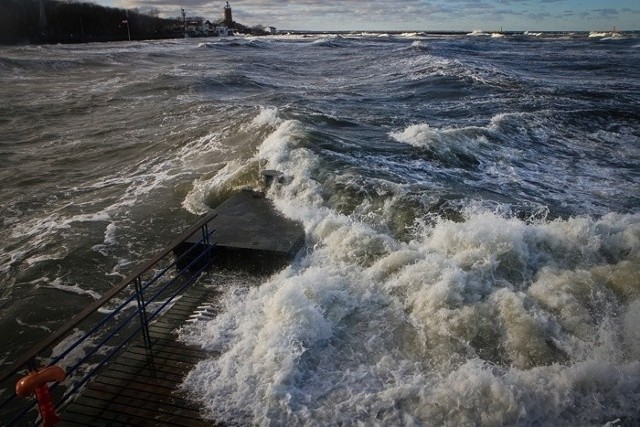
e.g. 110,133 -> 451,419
179,108 -> 640,425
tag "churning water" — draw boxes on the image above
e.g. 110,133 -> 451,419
1,32 -> 639,425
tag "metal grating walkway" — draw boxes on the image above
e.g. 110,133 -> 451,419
58,279 -> 221,426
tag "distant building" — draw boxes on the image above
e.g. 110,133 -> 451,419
268,26 -> 277,35
224,2 -> 233,28
186,20 -> 204,36
200,20 -> 232,37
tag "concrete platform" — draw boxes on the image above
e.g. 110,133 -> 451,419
174,190 -> 305,275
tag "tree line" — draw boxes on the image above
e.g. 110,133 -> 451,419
0,0 -> 183,44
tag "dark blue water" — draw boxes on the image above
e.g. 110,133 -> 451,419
1,32 -> 639,425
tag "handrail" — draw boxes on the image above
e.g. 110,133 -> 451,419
0,211 -> 216,385
0,211 -> 217,425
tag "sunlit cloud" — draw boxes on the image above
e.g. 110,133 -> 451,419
102,0 -> 640,31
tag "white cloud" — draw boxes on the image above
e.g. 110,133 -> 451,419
106,0 -> 640,31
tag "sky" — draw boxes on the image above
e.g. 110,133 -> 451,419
94,0 -> 640,32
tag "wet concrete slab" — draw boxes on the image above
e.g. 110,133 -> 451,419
174,190 -> 305,275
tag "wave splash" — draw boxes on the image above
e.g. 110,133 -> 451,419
179,109 -> 640,425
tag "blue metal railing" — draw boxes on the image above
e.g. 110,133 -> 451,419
0,212 -> 217,426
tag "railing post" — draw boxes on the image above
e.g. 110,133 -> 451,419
134,277 -> 152,349
202,223 -> 211,266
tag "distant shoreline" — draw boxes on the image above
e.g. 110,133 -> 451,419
278,30 -> 634,35
3,29 -> 637,47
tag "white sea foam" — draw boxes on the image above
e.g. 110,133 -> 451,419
180,109 -> 285,216
25,253 -> 65,266
182,159 -> 259,215
48,327 -> 109,385
468,30 -> 490,36
15,317 -> 52,333
48,277 -> 102,300
395,53 -> 514,88
179,109 -> 640,424
106,257 -> 133,278
390,122 -> 444,148
250,107 -> 281,128
180,209 -> 640,424
389,122 -> 485,166
92,222 -> 118,256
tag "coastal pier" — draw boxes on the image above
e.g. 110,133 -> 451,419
59,278 -> 220,426
0,188 -> 305,425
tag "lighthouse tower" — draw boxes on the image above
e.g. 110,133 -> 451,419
223,2 -> 233,27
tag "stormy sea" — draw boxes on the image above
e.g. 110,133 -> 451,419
1,31 -> 639,425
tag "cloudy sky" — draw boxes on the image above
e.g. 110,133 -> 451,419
95,0 -> 639,32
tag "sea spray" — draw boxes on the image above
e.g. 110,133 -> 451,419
180,210 -> 640,425
179,109 -> 640,424
179,209 -> 640,424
